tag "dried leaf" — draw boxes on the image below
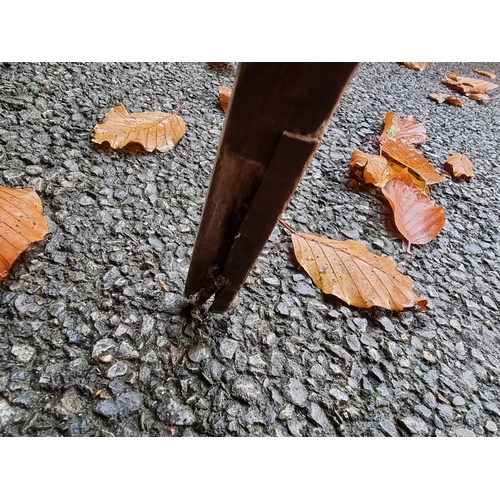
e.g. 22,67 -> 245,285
381,139 -> 445,185
0,186 -> 48,282
93,105 -> 185,152
386,164 -> 429,193
466,92 -> 492,102
443,153 -> 474,181
452,75 -> 499,93
444,75 -> 499,98
428,93 -> 463,107
382,175 -> 446,253
219,86 -> 232,113
379,112 -> 426,146
474,68 -> 496,79
349,150 -> 389,187
291,231 -> 427,311
402,62 -> 429,71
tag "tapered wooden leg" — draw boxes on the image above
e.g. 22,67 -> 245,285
185,62 -> 359,312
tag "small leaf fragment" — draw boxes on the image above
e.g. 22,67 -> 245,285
349,149 -> 389,187
474,68 -> 496,79
291,231 -> 427,311
93,105 -> 186,152
428,93 -> 463,107
402,62 -> 428,71
382,175 -> 446,253
0,186 -> 48,282
219,86 -> 232,113
443,153 -> 474,181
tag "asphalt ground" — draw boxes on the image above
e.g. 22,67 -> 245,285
0,62 -> 499,437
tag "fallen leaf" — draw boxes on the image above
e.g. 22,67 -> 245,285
402,62 -> 428,71
428,93 -> 463,107
219,86 -> 232,113
350,150 -> 428,192
381,139 -> 445,185
0,186 -> 48,282
443,153 -> 474,181
451,75 -> 499,93
474,68 -> 496,79
386,164 -> 429,193
382,175 -> 446,253
290,230 -> 427,311
379,111 -> 426,146
349,149 -> 389,187
444,75 -> 499,100
93,105 -> 185,152
466,92 -> 492,102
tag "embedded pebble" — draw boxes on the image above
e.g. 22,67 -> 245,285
188,344 -> 210,363
106,361 -> 128,379
285,379 -> 308,407
219,339 -> 238,359
11,345 -> 36,363
485,421 -> 498,433
231,376 -> 263,404
400,416 -> 429,436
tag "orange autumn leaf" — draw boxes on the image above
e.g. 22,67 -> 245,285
443,153 -> 474,181
379,111 -> 426,146
219,86 -> 232,113
474,68 -> 496,79
381,139 -> 445,185
350,150 -> 428,192
386,164 -> 429,193
382,175 -> 446,253
444,75 -> 499,100
93,105 -> 186,152
349,149 -> 389,187
402,62 -> 429,71
466,92 -> 492,102
0,186 -> 48,282
290,230 -> 427,311
428,93 -> 463,107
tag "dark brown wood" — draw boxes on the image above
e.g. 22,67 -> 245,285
185,62 -> 359,312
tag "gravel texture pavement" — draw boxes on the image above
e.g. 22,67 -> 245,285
0,62 -> 499,437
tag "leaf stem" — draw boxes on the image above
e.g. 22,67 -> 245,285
173,102 -> 186,116
278,219 -> 296,234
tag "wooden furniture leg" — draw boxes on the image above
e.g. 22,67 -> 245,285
185,62 -> 359,313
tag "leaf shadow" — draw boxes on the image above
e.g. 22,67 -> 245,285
92,142 -> 158,156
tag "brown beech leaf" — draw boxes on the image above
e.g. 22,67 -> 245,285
386,164 -> 429,193
93,105 -> 186,152
473,68 -> 496,79
381,139 -> 445,185
466,92 -> 492,102
402,62 -> 429,71
443,153 -> 474,181
0,186 -> 48,282
290,231 -> 427,311
219,86 -> 232,113
382,175 -> 446,253
428,93 -> 463,107
349,150 -> 389,187
444,75 -> 499,98
379,111 -> 426,146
